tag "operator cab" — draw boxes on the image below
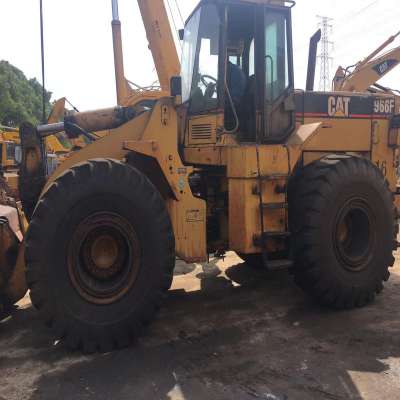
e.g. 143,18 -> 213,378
181,0 -> 295,145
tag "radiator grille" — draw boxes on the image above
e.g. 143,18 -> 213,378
191,123 -> 213,141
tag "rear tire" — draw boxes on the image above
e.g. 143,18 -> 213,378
289,155 -> 396,309
26,159 -> 175,352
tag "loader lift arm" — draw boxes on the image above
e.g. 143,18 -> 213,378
136,0 -> 180,91
111,0 -> 180,105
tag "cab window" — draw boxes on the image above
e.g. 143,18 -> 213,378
224,4 -> 256,138
181,4 -> 221,113
181,9 -> 200,103
6,142 -> 15,160
265,11 -> 290,102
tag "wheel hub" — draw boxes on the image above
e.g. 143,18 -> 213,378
68,212 -> 140,304
334,198 -> 375,272
90,235 -> 119,270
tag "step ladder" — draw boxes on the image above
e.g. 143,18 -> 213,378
254,146 -> 293,271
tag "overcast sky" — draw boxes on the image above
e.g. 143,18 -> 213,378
0,0 -> 399,111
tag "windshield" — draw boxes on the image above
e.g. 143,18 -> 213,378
181,9 -> 201,103
181,4 -> 221,112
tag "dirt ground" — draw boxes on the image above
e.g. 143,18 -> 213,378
1,250 -> 400,400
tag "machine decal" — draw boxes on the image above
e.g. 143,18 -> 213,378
328,96 -> 351,118
178,177 -> 186,191
186,209 -> 204,222
295,92 -> 396,120
177,167 -> 187,175
372,59 -> 399,76
374,98 -> 395,115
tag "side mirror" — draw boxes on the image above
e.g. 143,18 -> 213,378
178,29 -> 184,41
170,76 -> 182,98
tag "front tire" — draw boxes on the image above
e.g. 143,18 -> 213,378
289,155 -> 397,309
26,159 -> 175,352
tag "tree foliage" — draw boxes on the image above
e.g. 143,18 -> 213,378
0,60 -> 52,127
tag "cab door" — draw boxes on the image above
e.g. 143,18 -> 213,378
182,3 -> 223,149
258,5 -> 295,143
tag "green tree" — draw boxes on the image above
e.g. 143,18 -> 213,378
0,60 -> 52,127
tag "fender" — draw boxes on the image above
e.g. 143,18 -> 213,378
287,121 -> 372,169
123,99 -> 207,262
43,99 -> 207,263
42,110 -> 151,192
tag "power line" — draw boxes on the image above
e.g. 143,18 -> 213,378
39,0 -> 46,123
173,0 -> 184,26
317,15 -> 334,91
166,0 -> 182,49
351,0 -> 379,16
336,0 -> 379,27
334,7 -> 395,44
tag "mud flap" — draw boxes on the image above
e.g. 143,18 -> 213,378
166,196 -> 207,263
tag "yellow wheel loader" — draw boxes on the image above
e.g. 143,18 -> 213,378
14,0 -> 400,352
0,0 -> 180,312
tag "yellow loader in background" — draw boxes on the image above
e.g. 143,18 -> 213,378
0,126 -> 20,196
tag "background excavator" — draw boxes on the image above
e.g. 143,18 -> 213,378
332,30 -> 400,204
333,31 -> 400,99
0,0 -> 180,313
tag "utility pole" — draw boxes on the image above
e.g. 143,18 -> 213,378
39,0 -> 46,123
317,15 -> 334,92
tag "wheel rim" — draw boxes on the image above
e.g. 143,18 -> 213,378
333,198 -> 375,272
68,212 -> 140,304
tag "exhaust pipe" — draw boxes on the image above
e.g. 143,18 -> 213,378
111,0 -> 119,20
111,0 -> 128,105
306,29 -> 321,91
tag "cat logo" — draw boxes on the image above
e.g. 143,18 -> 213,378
372,59 -> 399,77
328,96 -> 351,118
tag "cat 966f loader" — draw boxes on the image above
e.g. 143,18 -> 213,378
17,0 -> 400,352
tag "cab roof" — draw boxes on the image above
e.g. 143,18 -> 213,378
186,0 -> 295,25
